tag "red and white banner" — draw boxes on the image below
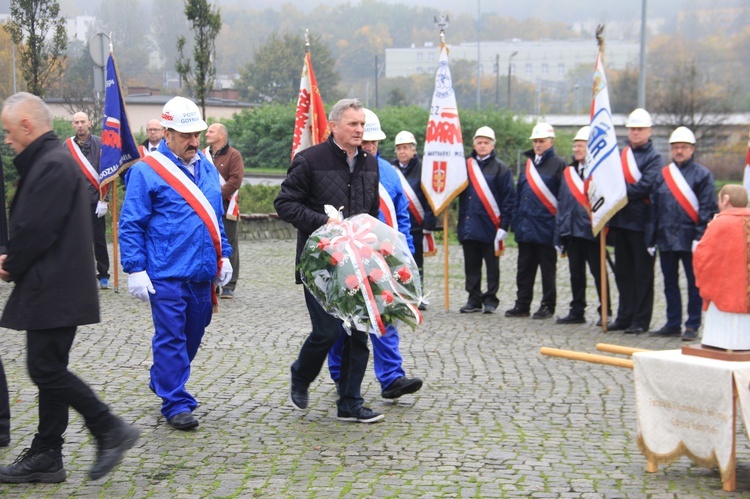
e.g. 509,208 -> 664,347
526,159 -> 558,216
663,163 -> 699,224
467,158 -> 504,255
621,146 -> 642,184
584,52 -> 628,235
291,52 -> 328,160
563,166 -> 591,213
421,45 -> 467,215
378,182 -> 397,229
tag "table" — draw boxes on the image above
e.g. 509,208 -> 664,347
633,349 -> 750,492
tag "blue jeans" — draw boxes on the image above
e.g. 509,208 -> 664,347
328,324 -> 405,392
292,288 -> 369,413
659,251 -> 702,329
149,279 -> 212,419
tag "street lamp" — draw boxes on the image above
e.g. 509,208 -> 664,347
507,51 -> 518,111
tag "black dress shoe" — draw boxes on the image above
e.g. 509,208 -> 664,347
418,303 -> 427,311
556,314 -> 586,324
505,306 -> 530,318
682,327 -> 699,341
168,412 -> 199,431
649,325 -> 682,337
459,303 -> 482,313
624,326 -> 646,334
483,304 -> 497,314
607,321 -> 629,331
382,377 -> 423,399
0,448 -> 66,483
532,305 -> 554,320
290,378 -> 309,410
90,417 -> 140,480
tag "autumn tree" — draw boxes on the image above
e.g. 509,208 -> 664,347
235,32 -> 339,104
175,0 -> 222,116
3,0 -> 67,97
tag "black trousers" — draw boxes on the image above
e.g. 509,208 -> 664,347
223,217 -> 240,291
0,357 -> 8,439
515,242 -> 557,311
412,229 -> 425,282
611,228 -> 654,329
91,205 -> 110,280
462,240 -> 499,308
27,327 -> 113,452
566,236 -> 610,317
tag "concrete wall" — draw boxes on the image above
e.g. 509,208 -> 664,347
238,214 -> 295,240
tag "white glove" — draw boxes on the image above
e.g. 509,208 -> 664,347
128,271 -> 155,302
95,201 -> 108,218
496,228 -> 508,242
692,240 -> 699,252
217,257 -> 233,287
647,247 -> 656,257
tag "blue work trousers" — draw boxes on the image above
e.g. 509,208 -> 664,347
659,250 -> 702,329
328,324 -> 405,392
149,279 -> 212,419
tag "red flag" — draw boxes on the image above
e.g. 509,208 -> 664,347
291,52 -> 328,160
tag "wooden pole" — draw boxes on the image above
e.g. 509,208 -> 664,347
600,232 -> 608,331
111,178 -> 120,293
540,347 -> 634,369
595,343 -> 651,356
443,209 -> 449,310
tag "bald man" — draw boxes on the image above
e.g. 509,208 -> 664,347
63,112 -> 110,289
0,92 -> 139,483
141,118 -> 164,156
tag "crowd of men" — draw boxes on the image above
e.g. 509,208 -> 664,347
0,91 -> 726,484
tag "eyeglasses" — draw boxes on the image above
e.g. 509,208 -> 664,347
147,128 -> 162,132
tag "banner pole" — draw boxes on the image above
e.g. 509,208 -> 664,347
443,209 -> 449,311
600,232 -> 608,331
112,178 -> 120,293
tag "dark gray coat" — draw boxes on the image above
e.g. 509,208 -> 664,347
0,131 -> 99,330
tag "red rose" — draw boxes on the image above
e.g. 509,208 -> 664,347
330,251 -> 344,266
345,274 -> 359,290
359,246 -> 373,259
396,266 -> 412,282
369,269 -> 384,282
317,237 -> 330,250
380,241 -> 394,256
381,290 -> 394,304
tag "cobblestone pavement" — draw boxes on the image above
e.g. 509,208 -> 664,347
0,238 -> 747,498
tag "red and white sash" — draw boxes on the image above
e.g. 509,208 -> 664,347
378,182 -> 397,229
65,137 -> 106,197
204,147 -> 240,221
467,158 -> 504,256
138,145 -> 147,158
393,165 -> 436,256
525,159 -> 557,216
620,146 -> 642,184
563,166 -> 590,214
662,163 -> 699,224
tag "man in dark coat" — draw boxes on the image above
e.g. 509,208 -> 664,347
0,92 -> 139,483
275,98 -> 383,424
506,123 -> 566,319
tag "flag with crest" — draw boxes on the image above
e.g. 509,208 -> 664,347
291,52 -> 328,160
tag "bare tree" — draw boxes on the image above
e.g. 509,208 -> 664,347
3,0 -> 67,97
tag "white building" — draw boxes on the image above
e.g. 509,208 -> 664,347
385,39 -> 640,84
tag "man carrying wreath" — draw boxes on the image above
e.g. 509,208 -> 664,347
275,98 -> 383,423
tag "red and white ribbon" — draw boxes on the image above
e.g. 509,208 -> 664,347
662,163 -> 699,224
468,158 -> 504,255
563,166 -> 590,214
525,159 -> 558,216
621,146 -> 642,184
378,182 -> 397,229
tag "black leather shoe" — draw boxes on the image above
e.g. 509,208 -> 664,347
483,304 -> 497,314
556,314 -> 586,324
532,305 -> 554,320
168,412 -> 199,431
337,406 -> 384,423
607,321 -> 629,331
649,325 -> 682,337
90,417 -> 140,480
418,303 -> 427,311
505,306 -> 530,318
459,303 -> 482,313
0,435 -> 9,447
290,378 -> 309,410
624,326 -> 646,334
0,448 -> 66,483
382,377 -> 423,399
682,327 -> 699,341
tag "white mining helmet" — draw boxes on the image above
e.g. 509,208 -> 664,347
669,126 -> 696,145
625,108 -> 653,128
573,125 -> 590,142
473,126 -> 496,142
363,108 -> 386,141
529,122 -> 555,140
160,96 -> 207,133
394,130 -> 417,146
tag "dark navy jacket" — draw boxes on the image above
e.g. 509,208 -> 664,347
607,139 -> 662,232
647,157 -> 717,252
457,151 -> 515,244
513,147 -> 566,246
391,155 -> 437,232
554,161 -> 595,247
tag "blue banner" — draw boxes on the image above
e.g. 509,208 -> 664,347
99,53 -> 140,197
